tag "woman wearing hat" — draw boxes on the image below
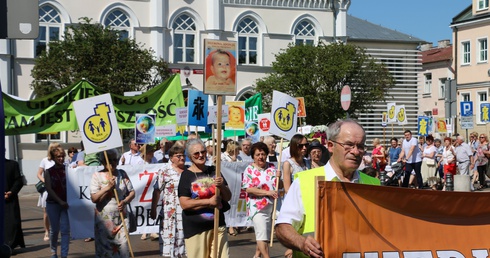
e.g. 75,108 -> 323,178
308,140 -> 325,168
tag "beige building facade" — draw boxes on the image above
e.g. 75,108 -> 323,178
451,0 -> 490,137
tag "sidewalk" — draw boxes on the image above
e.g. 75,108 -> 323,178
11,185 -> 287,258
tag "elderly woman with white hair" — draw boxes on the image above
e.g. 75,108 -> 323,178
263,136 -> 278,162
178,139 -> 232,258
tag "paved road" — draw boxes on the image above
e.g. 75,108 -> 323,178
9,185 -> 287,258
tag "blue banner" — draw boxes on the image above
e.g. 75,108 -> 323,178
481,103 -> 490,123
417,116 -> 429,136
187,90 -> 208,126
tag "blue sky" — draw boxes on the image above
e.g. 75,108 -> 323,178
348,1 -> 471,46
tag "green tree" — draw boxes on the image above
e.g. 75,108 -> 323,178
255,42 -> 395,125
31,17 -> 170,97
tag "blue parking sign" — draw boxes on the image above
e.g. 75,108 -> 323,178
460,101 -> 473,116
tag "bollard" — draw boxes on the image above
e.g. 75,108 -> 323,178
379,170 -> 387,185
446,173 -> 454,191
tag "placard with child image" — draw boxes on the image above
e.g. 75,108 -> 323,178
135,113 -> 156,144
203,39 -> 237,95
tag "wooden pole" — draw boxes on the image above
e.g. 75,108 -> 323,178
213,96 -> 223,258
270,137 -> 284,247
103,150 -> 134,258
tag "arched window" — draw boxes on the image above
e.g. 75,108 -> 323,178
237,17 -> 258,65
173,14 -> 196,63
104,9 -> 131,39
294,20 -> 315,46
35,4 -> 62,56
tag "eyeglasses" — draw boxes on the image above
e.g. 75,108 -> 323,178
298,143 -> 309,149
173,154 -> 185,159
330,140 -> 366,152
192,150 -> 207,158
55,155 -> 65,158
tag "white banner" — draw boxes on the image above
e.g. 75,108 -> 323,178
176,107 -> 188,126
72,94 -> 123,154
208,105 -> 229,125
395,104 -> 408,125
66,162 -> 271,239
387,102 -> 397,124
67,164 -> 163,239
155,124 -> 177,137
269,90 -> 298,140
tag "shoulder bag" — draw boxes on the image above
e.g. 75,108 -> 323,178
35,180 -> 45,194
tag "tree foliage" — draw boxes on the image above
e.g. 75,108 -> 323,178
31,17 -> 170,97
255,42 -> 395,125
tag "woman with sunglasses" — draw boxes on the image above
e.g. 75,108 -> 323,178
150,144 -> 188,257
282,134 -> 310,194
281,134 -> 309,258
178,139 -> 232,258
474,134 -> 489,190
44,146 -> 70,258
90,149 -> 135,257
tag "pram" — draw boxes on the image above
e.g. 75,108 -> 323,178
380,162 -> 405,186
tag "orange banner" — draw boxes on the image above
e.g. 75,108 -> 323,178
317,182 -> 490,257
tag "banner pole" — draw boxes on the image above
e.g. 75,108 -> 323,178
213,95 -> 223,258
270,137 -> 284,247
104,150 -> 134,258
212,124 -> 216,162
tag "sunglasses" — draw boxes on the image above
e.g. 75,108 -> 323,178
192,150 -> 207,158
298,143 -> 309,148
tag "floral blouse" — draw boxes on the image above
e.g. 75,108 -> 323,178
241,163 -> 278,219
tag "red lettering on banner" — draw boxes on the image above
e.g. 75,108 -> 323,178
138,170 -> 155,202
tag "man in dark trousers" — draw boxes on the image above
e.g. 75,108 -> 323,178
4,158 -> 25,252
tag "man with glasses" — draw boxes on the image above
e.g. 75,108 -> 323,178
275,119 -> 380,258
397,130 -> 423,188
119,138 -> 144,166
238,138 -> 253,162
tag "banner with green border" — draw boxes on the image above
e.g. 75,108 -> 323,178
4,74 -> 185,135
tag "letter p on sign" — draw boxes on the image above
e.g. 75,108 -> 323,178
460,101 -> 473,116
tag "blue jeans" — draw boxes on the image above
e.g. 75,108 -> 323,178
46,202 -> 70,257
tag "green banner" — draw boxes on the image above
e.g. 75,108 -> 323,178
4,74 -> 185,135
245,92 -> 262,122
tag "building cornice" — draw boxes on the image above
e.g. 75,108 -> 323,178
450,15 -> 490,29
223,0 -> 331,10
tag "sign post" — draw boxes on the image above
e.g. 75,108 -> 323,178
341,85 -> 351,118
460,101 -> 474,140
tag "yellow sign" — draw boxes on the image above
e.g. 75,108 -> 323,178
83,103 -> 112,143
273,102 -> 296,132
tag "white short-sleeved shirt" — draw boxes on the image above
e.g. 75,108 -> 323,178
455,142 -> 473,163
402,137 -> 421,163
423,145 -> 437,162
119,151 -> 144,165
275,162 -> 360,230
39,157 -> 55,171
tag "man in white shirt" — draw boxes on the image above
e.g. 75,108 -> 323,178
454,135 -> 474,176
119,138 -> 144,165
153,138 -> 169,163
275,119 -> 379,258
397,130 -> 423,188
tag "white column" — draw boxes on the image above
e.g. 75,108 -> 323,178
149,0 -> 166,59
334,0 -> 350,39
206,0 -> 221,39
